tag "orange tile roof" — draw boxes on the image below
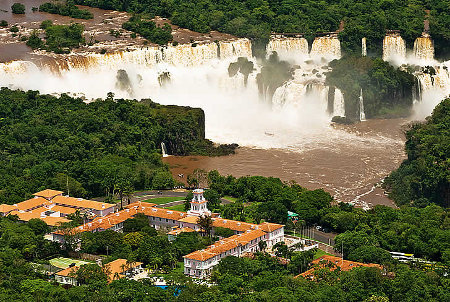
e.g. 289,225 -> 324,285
212,218 -> 257,232
49,205 -> 77,215
55,206 -> 142,235
179,216 -> 199,224
13,210 -> 42,221
140,205 -> 187,221
297,255 -> 383,279
184,229 -> 266,261
258,222 -> 284,233
104,259 -> 143,282
10,207 -> 71,226
14,197 -> 48,211
183,250 -> 217,262
125,202 -> 156,208
0,204 -> 17,213
33,189 -> 64,199
51,195 -> 115,211
55,266 -> 79,277
56,259 -> 143,282
41,216 -> 71,226
168,227 -> 195,235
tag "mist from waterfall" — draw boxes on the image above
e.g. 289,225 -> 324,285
0,35 -> 448,152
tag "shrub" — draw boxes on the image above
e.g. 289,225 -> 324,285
26,31 -> 43,49
11,3 -> 26,14
0,20 -> 8,27
40,20 -> 53,29
10,25 -> 19,33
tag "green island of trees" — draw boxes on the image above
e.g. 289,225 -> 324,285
122,15 -> 173,45
39,1 -> 94,19
26,21 -> 85,54
11,3 -> 26,14
326,56 -> 415,120
72,0 -> 449,59
0,88 -> 236,204
384,98 -> 450,208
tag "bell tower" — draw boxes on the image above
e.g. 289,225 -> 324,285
187,189 -> 211,217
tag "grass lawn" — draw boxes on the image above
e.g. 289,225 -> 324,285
313,249 -> 333,259
222,196 -> 238,202
49,257 -> 92,269
142,196 -> 185,205
165,204 -> 186,211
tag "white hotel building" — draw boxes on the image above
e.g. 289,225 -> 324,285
52,189 -> 285,279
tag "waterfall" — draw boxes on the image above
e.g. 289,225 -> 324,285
161,142 -> 169,157
412,62 -> 450,119
272,81 -> 330,118
266,37 -> 309,59
359,89 -> 366,121
382,33 -> 406,62
219,39 -> 252,59
333,88 -> 345,117
3,38 -> 253,74
361,37 -> 367,57
413,34 -> 434,61
310,36 -> 341,59
162,43 -> 219,66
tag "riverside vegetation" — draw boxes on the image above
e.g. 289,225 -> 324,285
0,88 -> 236,204
326,56 -> 416,119
384,98 -> 450,208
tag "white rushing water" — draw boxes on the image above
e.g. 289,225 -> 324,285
359,89 -> 366,121
0,36 -> 448,151
333,88 -> 345,117
361,37 -> 367,57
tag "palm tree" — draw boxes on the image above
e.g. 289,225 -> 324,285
197,215 -> 213,237
258,240 -> 267,253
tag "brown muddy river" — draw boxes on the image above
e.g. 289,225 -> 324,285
165,118 -> 408,209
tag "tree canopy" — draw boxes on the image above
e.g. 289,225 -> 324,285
384,98 -> 450,208
0,88 -> 234,204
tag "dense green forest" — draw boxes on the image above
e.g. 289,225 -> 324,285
0,88 -> 235,204
73,0 -> 450,59
326,56 -> 415,119
384,98 -> 450,208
